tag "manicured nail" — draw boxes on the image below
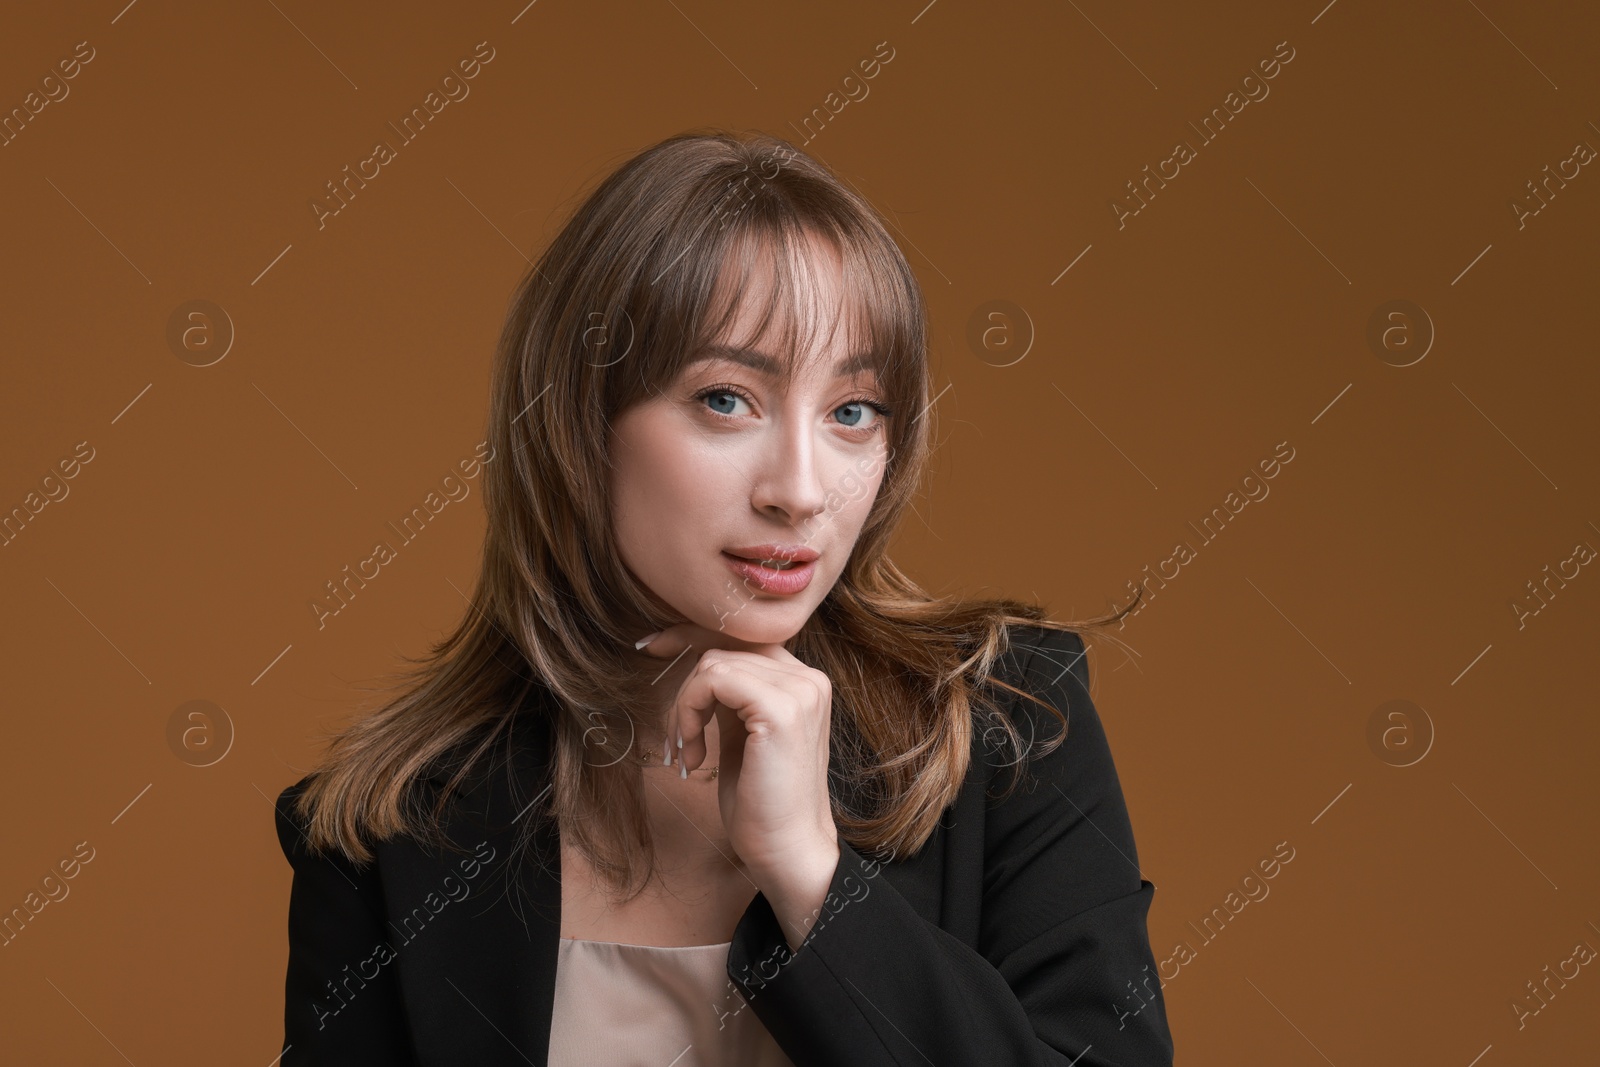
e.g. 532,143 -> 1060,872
676,730 -> 683,750
662,735 -> 673,765
679,761 -> 687,780
634,631 -> 663,649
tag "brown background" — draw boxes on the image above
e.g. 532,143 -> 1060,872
1,1 -> 1596,1063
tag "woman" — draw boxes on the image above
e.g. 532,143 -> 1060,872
274,128 -> 1174,1066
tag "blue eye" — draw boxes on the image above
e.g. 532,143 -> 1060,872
699,388 -> 751,416
836,401 -> 873,428
837,398 -> 894,433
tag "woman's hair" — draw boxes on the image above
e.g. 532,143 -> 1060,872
288,128 -> 1140,897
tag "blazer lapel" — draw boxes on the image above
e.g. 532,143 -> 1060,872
378,698 -> 562,1066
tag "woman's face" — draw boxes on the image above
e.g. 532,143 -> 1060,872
609,236 -> 891,647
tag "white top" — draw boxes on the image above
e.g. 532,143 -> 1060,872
548,937 -> 796,1067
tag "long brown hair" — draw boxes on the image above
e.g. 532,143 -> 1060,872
289,128 -> 1140,897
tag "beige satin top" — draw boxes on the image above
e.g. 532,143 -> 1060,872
548,937 -> 796,1067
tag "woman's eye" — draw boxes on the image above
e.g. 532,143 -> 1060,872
700,388 -> 751,417
835,400 -> 886,431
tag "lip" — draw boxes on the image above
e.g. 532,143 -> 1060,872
722,547 -> 817,596
724,544 -> 820,564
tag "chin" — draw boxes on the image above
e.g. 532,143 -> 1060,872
699,602 -> 811,646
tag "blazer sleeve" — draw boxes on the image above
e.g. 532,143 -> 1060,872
274,779 -> 420,1066
725,626 -> 1175,1066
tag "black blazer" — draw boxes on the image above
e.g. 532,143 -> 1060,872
274,624 -> 1176,1065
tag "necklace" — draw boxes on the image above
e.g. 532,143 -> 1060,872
631,745 -> 719,779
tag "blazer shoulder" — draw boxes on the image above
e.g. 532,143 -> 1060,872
980,623 -> 1104,792
993,623 -> 1091,718
273,774 -> 325,866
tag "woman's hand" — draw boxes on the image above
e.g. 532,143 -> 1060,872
637,622 -> 841,947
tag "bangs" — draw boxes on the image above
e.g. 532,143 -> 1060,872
701,226 -> 894,383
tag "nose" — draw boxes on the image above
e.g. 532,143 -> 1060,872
749,417 -> 829,524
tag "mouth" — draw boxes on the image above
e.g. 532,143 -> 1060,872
721,547 -> 818,595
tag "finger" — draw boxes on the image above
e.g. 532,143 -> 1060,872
670,651 -> 795,774
691,649 -> 798,684
702,650 -> 831,715
714,697 -> 746,787
673,659 -> 785,773
661,702 -> 678,769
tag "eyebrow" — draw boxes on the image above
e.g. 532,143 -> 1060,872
690,343 -> 877,378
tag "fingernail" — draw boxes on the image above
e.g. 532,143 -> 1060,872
634,631 -> 663,649
676,730 -> 683,750
680,761 -> 687,780
663,736 -> 673,766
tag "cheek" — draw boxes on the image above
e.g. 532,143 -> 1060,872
614,430 -> 735,550
612,415 -> 685,557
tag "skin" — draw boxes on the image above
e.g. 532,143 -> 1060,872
605,229 -> 891,950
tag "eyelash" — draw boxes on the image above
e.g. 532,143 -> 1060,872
692,382 -> 895,435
